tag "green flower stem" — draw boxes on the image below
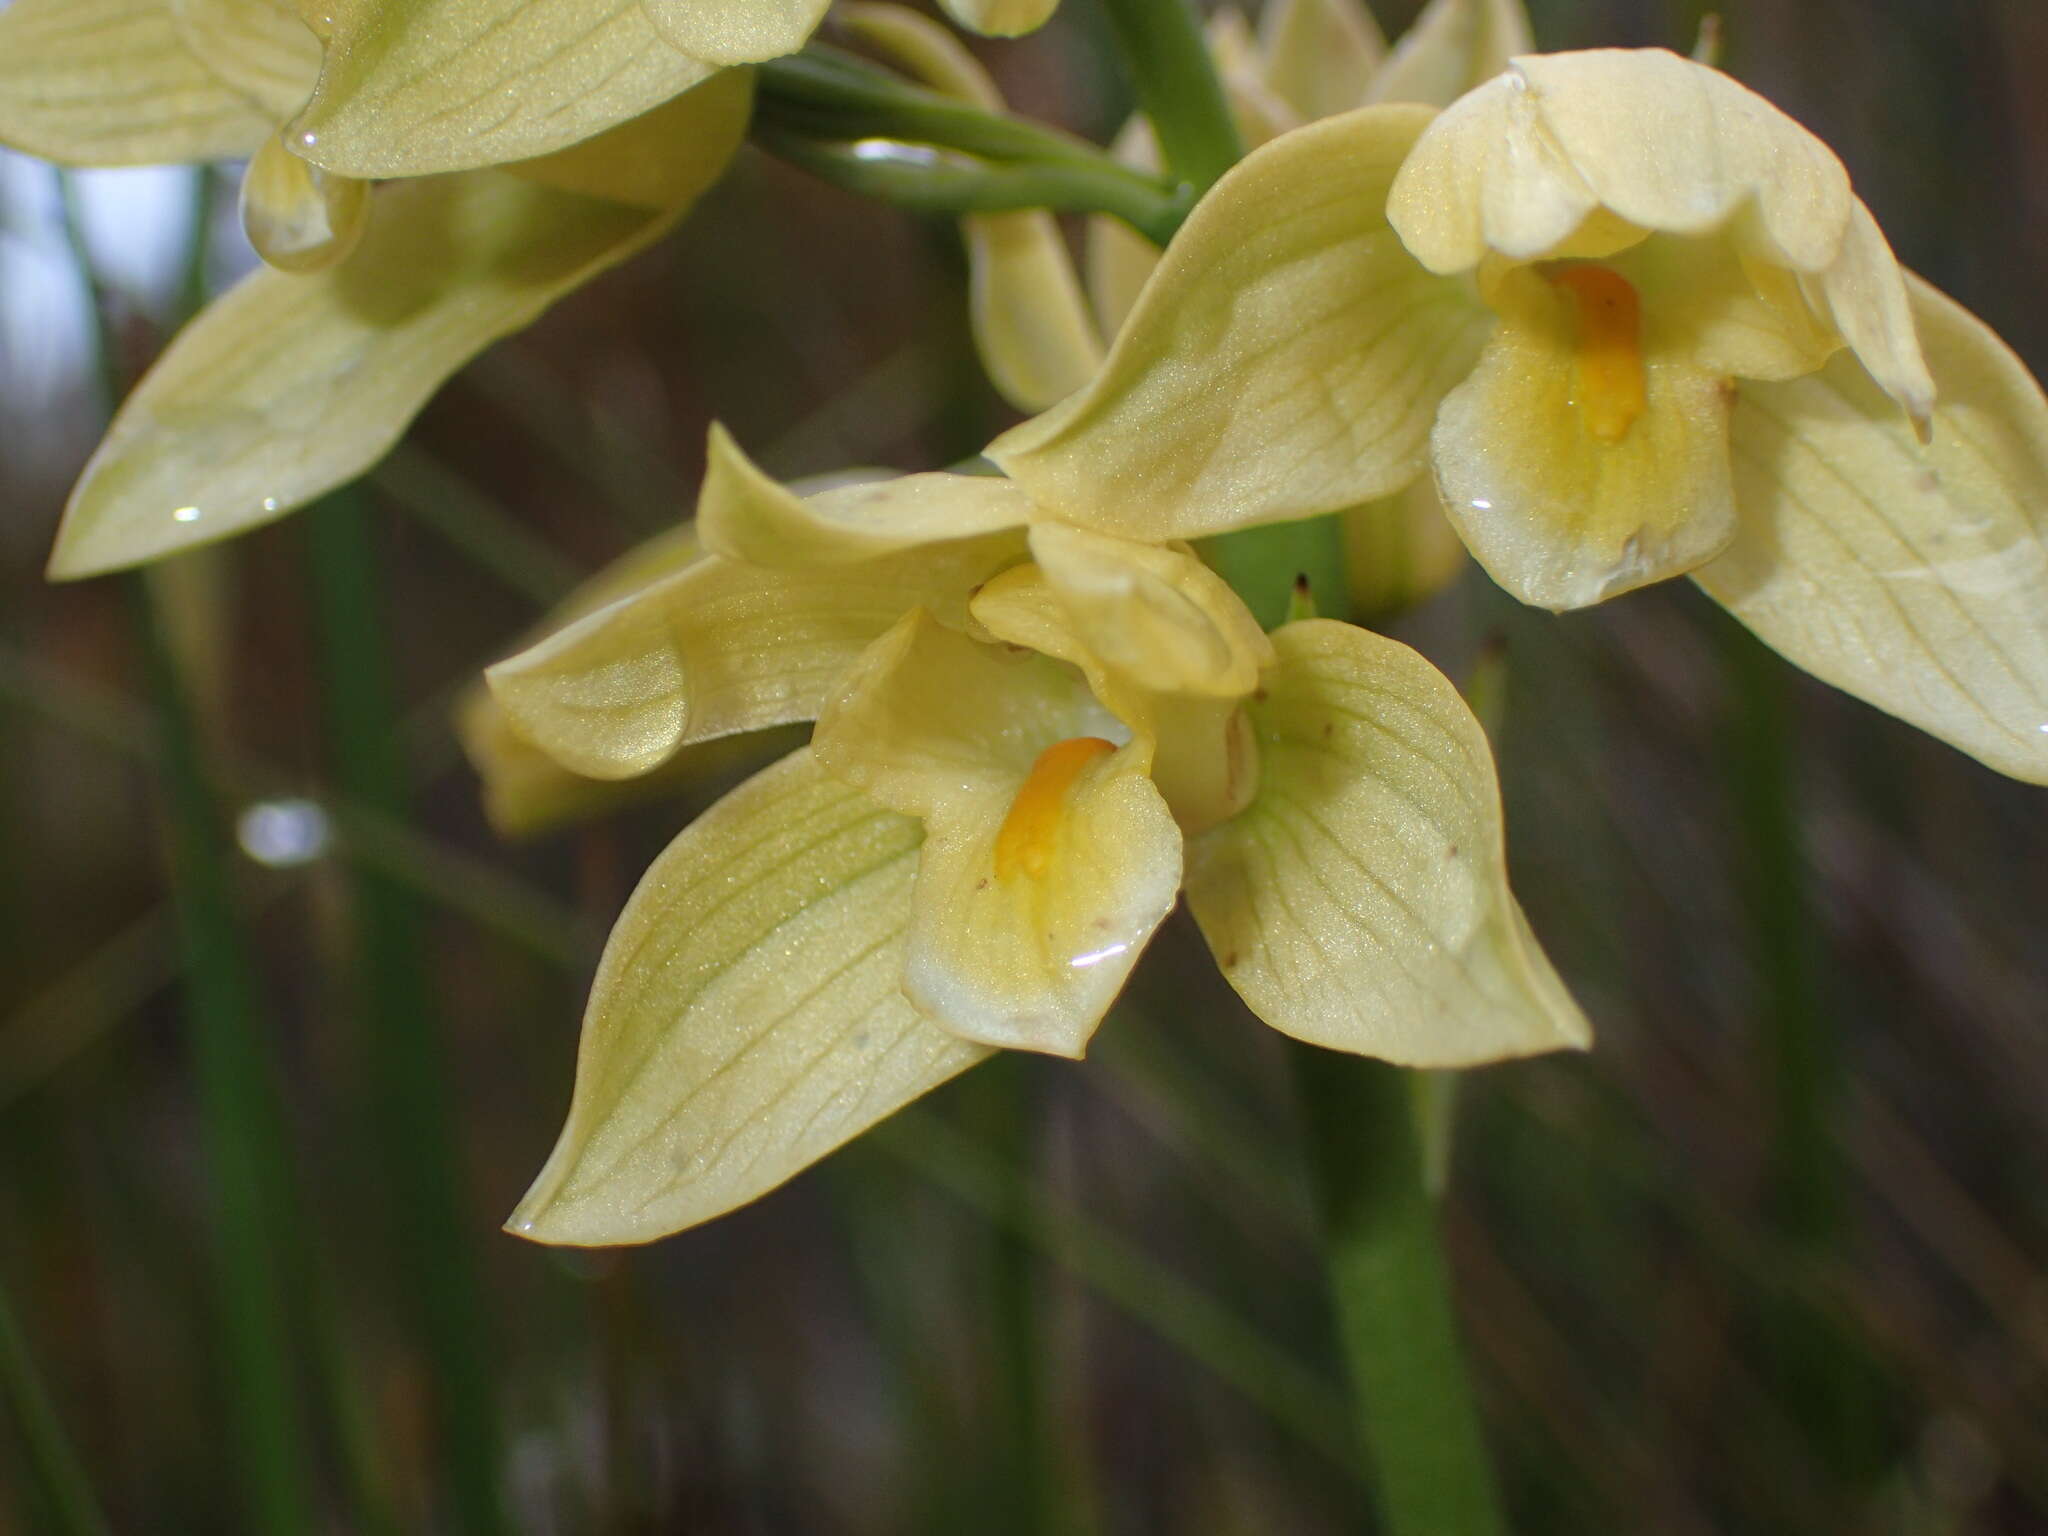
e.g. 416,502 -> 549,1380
759,49 -> 1114,170
755,126 -> 1192,248
130,574 -> 317,1536
0,1268 -> 112,1536
304,493 -> 506,1536
1096,0 -> 1243,193
1288,1046 -> 1506,1536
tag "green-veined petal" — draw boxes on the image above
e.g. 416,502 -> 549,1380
288,0 -> 721,176
1697,277 -> 2048,783
0,0 -> 275,164
991,104 -> 1490,542
484,534 -> 1025,780
173,0 -> 323,121
1187,619 -> 1589,1065
507,748 -> 988,1245
47,170 -> 699,577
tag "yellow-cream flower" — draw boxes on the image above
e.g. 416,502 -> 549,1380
491,431 -> 1586,1244
989,48 -> 2048,784
0,0 -> 751,577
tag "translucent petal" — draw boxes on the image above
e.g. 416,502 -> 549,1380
1186,619 -> 1589,1065
1697,277 -> 2048,783
239,130 -> 369,273
172,0 -> 323,121
1391,50 -> 1854,275
0,0 -> 275,165
288,0 -> 720,177
697,425 -> 1033,568
507,748 -> 988,1246
815,614 -> 1178,1058
1257,0 -> 1384,122
935,0 -> 1060,39
1363,0 -> 1530,110
1431,266 -> 1739,609
47,169 -> 703,578
485,535 -> 1025,780
991,104 -> 1490,541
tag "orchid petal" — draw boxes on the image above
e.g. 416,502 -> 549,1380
992,104 -> 1490,541
1431,266 -> 1739,609
288,0 -> 721,177
1363,0 -> 1531,110
1187,619 -> 1589,1065
507,748 -> 988,1245
935,0 -> 1060,39
815,613 -> 1179,1058
1697,277 -> 2048,783
1257,0 -> 1384,122
697,426 -> 1033,568
484,534 -> 1025,780
1390,50 -> 1854,275
46,141 -> 742,577
0,0 -> 275,164
174,0 -> 323,122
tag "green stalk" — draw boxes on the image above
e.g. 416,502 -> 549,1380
303,494 -> 506,1536
1288,1048 -> 1504,1535
0,1268 -> 113,1536
130,575 -> 317,1535
755,127 -> 1191,248
1096,0 -> 1243,192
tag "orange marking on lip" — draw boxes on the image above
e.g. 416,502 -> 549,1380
1550,264 -> 1647,444
994,737 -> 1117,881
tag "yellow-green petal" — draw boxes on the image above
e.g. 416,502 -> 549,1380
1340,478 -> 1468,622
1813,200 -> 1935,428
0,0 -> 275,164
289,0 -> 720,177
1431,266 -> 1739,609
1362,0 -> 1530,109
1187,619 -> 1589,1065
47,166 -> 706,578
507,748 -> 988,1246
991,104 -> 1490,542
1389,50 -> 1854,275
1697,278 -> 2048,784
1257,0 -> 1384,122
485,535 -> 1026,780
174,0 -> 323,121
815,613 -> 1178,1058
639,0 -> 829,67
698,426 -> 1034,568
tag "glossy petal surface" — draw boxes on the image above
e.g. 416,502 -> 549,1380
508,749 -> 987,1245
1187,620 -> 1589,1065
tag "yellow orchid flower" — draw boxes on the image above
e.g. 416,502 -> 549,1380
0,0 -> 752,578
990,48 -> 2048,785
491,432 -> 1586,1244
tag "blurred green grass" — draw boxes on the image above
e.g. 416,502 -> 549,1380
4,1 -> 2048,1530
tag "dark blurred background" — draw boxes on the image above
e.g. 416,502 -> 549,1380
4,0 -> 2047,1531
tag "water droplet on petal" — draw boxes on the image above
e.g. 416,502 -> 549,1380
240,132 -> 368,275
236,797 -> 332,868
